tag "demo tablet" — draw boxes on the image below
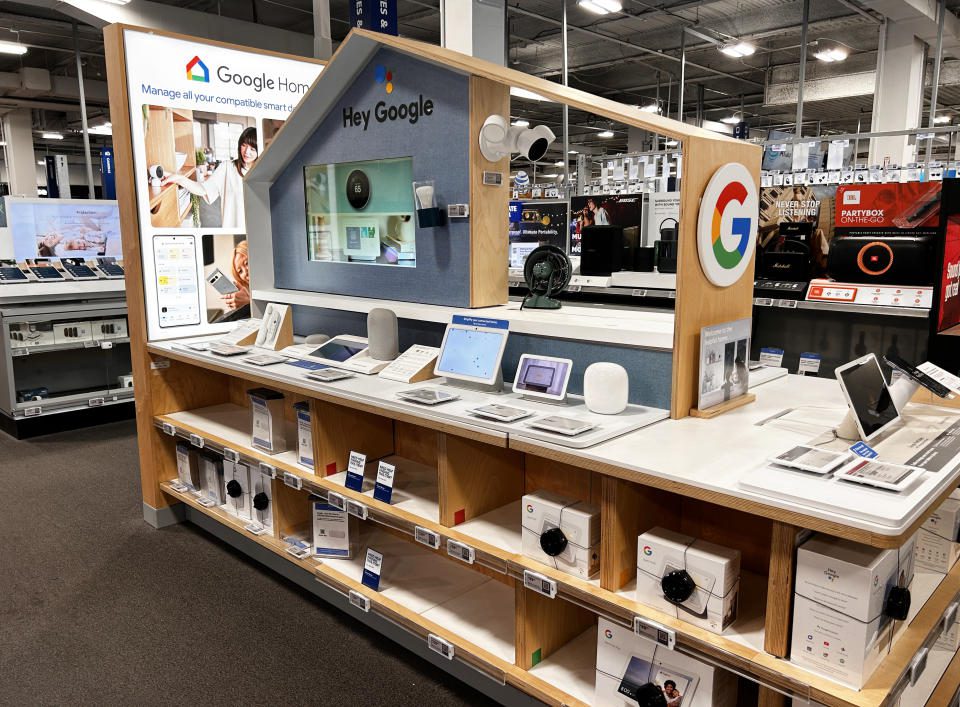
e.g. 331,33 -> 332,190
434,320 -> 508,386
512,354 -> 572,401
836,353 -> 902,442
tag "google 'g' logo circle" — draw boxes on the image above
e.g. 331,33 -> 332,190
643,545 -> 653,556
526,504 -> 534,513
604,629 -> 614,639
697,162 -> 758,287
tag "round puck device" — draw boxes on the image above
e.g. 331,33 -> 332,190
345,169 -> 371,210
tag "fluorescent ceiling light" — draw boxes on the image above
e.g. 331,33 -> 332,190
568,149 -> 578,154
88,124 -> 113,135
41,132 -> 64,140
813,47 -> 848,62
554,160 -> 565,166
511,119 -> 530,128
510,87 -> 549,102
665,140 -> 679,147
597,130 -> 615,138
577,0 -> 622,14
542,173 -> 560,178
720,42 -> 755,58
721,115 -> 741,124
0,40 -> 27,56
935,115 -> 951,124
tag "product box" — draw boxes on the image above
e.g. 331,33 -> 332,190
249,466 -> 273,530
175,442 -> 200,491
313,501 -> 356,558
915,490 -> 960,573
223,460 -> 251,521
247,388 -> 287,454
594,617 -> 737,707
52,320 -> 92,344
937,610 -> 960,652
635,527 -> 741,634
91,317 -> 128,341
791,535 -> 916,688
199,453 -> 225,506
293,401 -> 315,471
521,490 -> 600,579
8,322 -> 55,348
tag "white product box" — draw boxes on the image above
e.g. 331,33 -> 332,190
313,501 -> 356,558
293,401 -> 315,471
249,466 -> 273,530
223,460 -> 251,521
175,442 -> 200,491
937,609 -> 960,652
791,535 -> 915,688
635,527 -> 741,634
8,322 -> 56,348
247,388 -> 287,454
521,490 -> 600,579
915,527 -> 960,573
91,317 -> 128,341
594,617 -> 737,707
52,321 -> 92,344
199,454 -> 225,506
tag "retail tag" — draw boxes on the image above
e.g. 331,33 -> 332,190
161,422 -> 176,436
909,647 -> 928,685
223,447 -> 240,463
346,499 -> 368,520
150,357 -> 170,370
523,570 -> 558,599
373,461 -> 396,504
415,526 -> 441,550
189,433 -> 204,448
777,299 -> 798,309
349,590 -> 370,612
567,285 -> 582,294
943,602 -> 959,630
759,347 -> 785,367
634,617 -> 676,650
631,289 -> 647,298
345,451 -> 367,492
283,472 -> 303,491
447,539 -> 475,565
850,441 -> 879,459
327,491 -> 346,511
169,481 -> 189,494
244,523 -> 267,536
798,352 -> 821,376
260,462 -> 276,479
754,297 -> 773,307
11,348 -> 27,357
197,497 -> 216,508
88,397 -> 104,407
428,634 -> 455,660
285,545 -> 311,560
482,171 -> 502,187
24,406 -> 41,417
100,341 -> 114,350
361,548 -> 383,591
667,291 -> 676,299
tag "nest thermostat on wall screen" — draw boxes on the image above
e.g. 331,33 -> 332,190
346,169 -> 371,210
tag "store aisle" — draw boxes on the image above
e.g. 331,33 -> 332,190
0,421 -> 497,706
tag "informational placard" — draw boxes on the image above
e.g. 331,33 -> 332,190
372,460 -> 396,503
937,181 -> 960,332
344,451 -> 367,491
697,318 -> 751,410
361,548 -> 384,590
122,29 -> 323,341
835,183 -> 942,237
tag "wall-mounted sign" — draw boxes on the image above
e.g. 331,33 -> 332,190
350,0 -> 398,35
697,162 -> 757,287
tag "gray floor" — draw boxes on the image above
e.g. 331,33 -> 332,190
0,420 -> 499,706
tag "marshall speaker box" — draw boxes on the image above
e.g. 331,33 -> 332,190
580,225 -> 624,276
759,238 -> 811,282
827,236 -> 934,286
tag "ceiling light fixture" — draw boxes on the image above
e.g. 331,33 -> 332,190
813,40 -> 849,63
721,115 -> 741,124
935,115 -> 952,124
41,132 -> 64,140
597,130 -> 615,138
0,40 -> 27,55
577,0 -> 623,14
568,149 -> 579,154
720,42 -> 755,58
639,103 -> 660,113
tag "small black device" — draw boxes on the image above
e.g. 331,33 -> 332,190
827,236 -> 934,285
30,265 -> 63,281
61,258 -> 98,280
658,217 -> 678,241
883,354 -> 953,398
759,238 -> 810,282
778,221 -> 814,240
0,261 -> 28,283
522,245 -> 572,310
345,169 -> 371,210
654,240 -> 677,273
622,226 -> 639,272
580,224 -> 623,276
635,246 -> 655,272
95,257 -> 125,279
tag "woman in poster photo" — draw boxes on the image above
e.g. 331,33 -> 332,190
162,127 -> 258,230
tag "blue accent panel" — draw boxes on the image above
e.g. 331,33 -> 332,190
270,48 -> 472,307
291,305 -> 673,410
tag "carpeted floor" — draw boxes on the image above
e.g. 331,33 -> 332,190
0,420 -> 499,706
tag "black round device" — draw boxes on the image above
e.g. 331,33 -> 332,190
884,585 -> 911,622
345,169 -> 371,210
253,492 -> 270,512
540,527 -> 569,557
661,568 -> 697,604
226,480 -> 243,498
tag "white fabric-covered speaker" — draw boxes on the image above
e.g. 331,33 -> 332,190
583,362 -> 628,415
367,308 -> 399,362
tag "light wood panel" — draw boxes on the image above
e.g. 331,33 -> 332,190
680,498 -> 772,576
690,393 -> 756,418
438,434 -> 524,526
312,400 -> 394,476
524,455 -> 599,505
757,687 -> 789,707
763,521 -> 799,658
926,644 -> 960,707
394,421 -> 439,468
272,478 -> 312,541
516,587 -> 595,670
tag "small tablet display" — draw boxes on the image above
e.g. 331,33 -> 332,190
469,403 -> 532,422
513,354 -> 572,401
309,339 -> 367,363
434,321 -> 509,386
836,353 -> 902,442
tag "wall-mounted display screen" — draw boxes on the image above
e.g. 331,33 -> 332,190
569,193 -> 642,256
304,157 -> 417,267
6,197 -> 121,260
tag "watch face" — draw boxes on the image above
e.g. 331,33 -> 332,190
345,169 -> 371,210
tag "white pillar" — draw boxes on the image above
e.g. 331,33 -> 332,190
2,110 -> 37,197
442,0 -> 505,65
869,21 -> 926,166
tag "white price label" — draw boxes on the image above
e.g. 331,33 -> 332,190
161,422 -> 176,436
197,497 -> 216,508
446,539 -> 475,565
244,523 -> 267,536
631,289 -> 647,297
759,347 -> 785,368
223,448 -> 240,463
346,499 -> 368,520
11,349 -> 27,357
414,526 -> 441,549
944,602 -> 960,630
427,634 -> 455,660
189,434 -> 204,448
259,462 -> 276,479
634,617 -> 676,649
285,545 -> 311,559
283,472 -> 303,490
777,299 -> 798,309
910,647 -> 929,685
798,352 -> 822,376
567,285 -> 581,294
667,291 -> 676,299
523,570 -> 558,598
100,341 -> 114,350
169,481 -> 189,494
88,397 -> 104,407
326,491 -> 346,510
24,406 -> 41,417
150,357 -> 171,370
349,589 -> 370,612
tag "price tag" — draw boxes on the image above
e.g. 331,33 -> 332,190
11,348 -> 27,357
285,545 -> 311,560
759,347 -> 785,367
850,441 -> 879,459
197,497 -> 216,508
910,647 -> 929,685
244,522 -> 267,536
346,499 -> 368,520
150,357 -> 171,370
798,352 -> 821,376
567,285 -> 582,294
361,548 -> 384,591
427,634 -> 455,660
754,297 -> 773,307
631,289 -> 647,297
943,601 -> 959,630
777,299 -> 798,309
415,526 -> 441,550
523,569 -> 558,598
349,589 -> 370,612
327,491 -> 346,511
283,472 -> 303,490
373,461 -> 396,504
634,617 -> 676,649
100,341 -> 114,350
161,422 -> 176,436
169,481 -> 189,494
223,448 -> 240,463
24,406 -> 41,417
345,451 -> 367,492
259,462 -> 276,479
88,397 -> 104,407
188,433 -> 204,448
447,539 -> 475,565
83,341 -> 98,349
667,291 -> 676,299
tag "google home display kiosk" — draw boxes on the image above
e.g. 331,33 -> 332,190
434,317 -> 509,392
835,354 -> 903,442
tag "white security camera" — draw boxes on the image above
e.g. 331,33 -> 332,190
479,114 -> 556,162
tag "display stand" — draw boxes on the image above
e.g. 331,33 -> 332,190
689,393 -> 756,419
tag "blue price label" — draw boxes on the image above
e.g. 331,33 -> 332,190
850,441 -> 878,459
451,315 -> 510,330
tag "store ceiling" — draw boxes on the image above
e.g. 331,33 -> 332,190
0,0 -> 957,162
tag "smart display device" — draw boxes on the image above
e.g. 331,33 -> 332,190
835,353 -> 903,442
513,354 -> 572,401
284,335 -> 388,374
434,320 -> 509,387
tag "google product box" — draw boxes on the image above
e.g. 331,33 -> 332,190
635,527 -> 740,634
915,490 -> 960,573
247,388 -> 287,454
594,617 -> 737,707
199,453 -> 225,506
250,466 -> 273,530
521,490 -> 600,579
293,401 -> 315,471
313,501 -> 356,559
175,442 -> 200,491
223,460 -> 251,522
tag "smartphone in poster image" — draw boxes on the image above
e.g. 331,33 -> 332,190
698,318 -> 751,410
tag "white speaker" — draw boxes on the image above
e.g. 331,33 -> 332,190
367,308 -> 399,362
304,334 -> 330,345
583,362 -> 629,415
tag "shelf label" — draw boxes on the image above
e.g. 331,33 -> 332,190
361,548 -> 384,591
523,570 -> 558,598
326,491 -> 346,511
259,462 -> 276,479
427,634 -> 455,660
634,617 -> 676,650
754,297 -> 773,307
943,602 -> 959,630
631,289 -> 648,297
777,299 -> 798,309
345,451 -> 367,492
150,357 -> 170,370
667,291 -> 677,299
759,347 -> 784,368
88,397 -> 105,407
798,352 -> 821,376
349,589 -> 370,612
169,481 -> 189,494
373,461 -> 396,504
447,539 -> 475,565
189,433 -> 204,449
223,447 -> 240,463
24,406 -> 41,417
285,545 -> 311,560
161,422 -> 176,436
197,497 -> 216,508
346,499 -> 368,520
415,526 -> 441,550
244,522 -> 267,536
100,341 -> 114,350
283,472 -> 303,491
909,646 -> 928,685
567,285 -> 582,294
11,348 -> 27,357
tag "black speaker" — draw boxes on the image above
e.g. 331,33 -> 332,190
827,236 -> 934,285
580,225 -> 623,276
759,238 -> 810,281
622,226 -> 639,271
635,247 -> 655,272
654,240 -> 677,273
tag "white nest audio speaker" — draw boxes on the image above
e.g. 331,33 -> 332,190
367,308 -> 399,362
583,362 -> 629,415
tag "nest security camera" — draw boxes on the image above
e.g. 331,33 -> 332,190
479,115 -> 556,162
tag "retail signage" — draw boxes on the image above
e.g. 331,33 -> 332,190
835,183 -> 941,237
936,180 -> 960,332
696,162 -> 758,287
100,149 -> 116,199
349,0 -> 398,35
